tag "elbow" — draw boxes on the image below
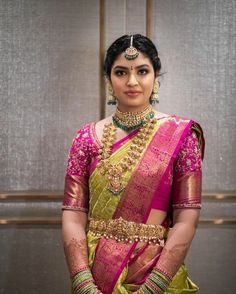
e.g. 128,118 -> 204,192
62,210 -> 88,230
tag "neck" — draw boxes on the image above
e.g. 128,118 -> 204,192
117,105 -> 151,114
117,103 -> 151,113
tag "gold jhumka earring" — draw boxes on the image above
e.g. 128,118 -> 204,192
106,80 -> 117,105
150,79 -> 160,105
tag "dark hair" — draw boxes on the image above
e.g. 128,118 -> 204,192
104,34 -> 161,77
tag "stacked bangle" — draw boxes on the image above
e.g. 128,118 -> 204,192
71,268 -> 100,294
154,266 -> 173,281
139,279 -> 162,293
70,264 -> 89,278
139,267 -> 172,294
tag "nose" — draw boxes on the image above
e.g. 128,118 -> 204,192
127,73 -> 138,86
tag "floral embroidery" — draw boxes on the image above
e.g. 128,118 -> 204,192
174,129 -> 202,174
172,128 -> 203,210
66,123 -> 98,177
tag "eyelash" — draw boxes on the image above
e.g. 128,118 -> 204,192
114,69 -> 149,76
138,69 -> 149,75
114,70 -> 126,76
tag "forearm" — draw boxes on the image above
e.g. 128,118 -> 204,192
62,211 -> 102,293
62,210 -> 89,276
139,209 -> 199,294
156,221 -> 197,277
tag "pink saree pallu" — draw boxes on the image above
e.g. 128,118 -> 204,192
91,116 -> 193,294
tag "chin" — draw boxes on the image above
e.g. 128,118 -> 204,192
118,102 -> 150,112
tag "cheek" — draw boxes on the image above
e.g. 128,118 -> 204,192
143,79 -> 154,91
112,83 -> 120,93
110,76 -> 118,87
111,79 -> 123,93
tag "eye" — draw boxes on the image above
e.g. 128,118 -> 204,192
138,68 -> 149,75
114,70 -> 127,76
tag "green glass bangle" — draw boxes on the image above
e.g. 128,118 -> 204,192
152,270 -> 171,289
153,269 -> 172,283
154,267 -> 173,281
149,276 -> 167,292
145,279 -> 163,293
71,269 -> 95,292
80,283 -> 94,294
74,280 -> 95,294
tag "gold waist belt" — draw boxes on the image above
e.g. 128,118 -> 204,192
88,217 -> 168,244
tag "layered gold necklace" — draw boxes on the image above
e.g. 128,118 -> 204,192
97,106 -> 157,195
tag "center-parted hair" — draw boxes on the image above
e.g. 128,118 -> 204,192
104,34 -> 161,77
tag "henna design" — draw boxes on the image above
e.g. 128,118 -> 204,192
63,237 -> 89,276
157,243 -> 189,276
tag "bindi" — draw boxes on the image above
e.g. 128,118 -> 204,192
130,66 -> 133,70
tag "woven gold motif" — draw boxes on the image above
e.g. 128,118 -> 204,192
88,217 -> 168,244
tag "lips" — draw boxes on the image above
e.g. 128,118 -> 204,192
124,91 -> 141,97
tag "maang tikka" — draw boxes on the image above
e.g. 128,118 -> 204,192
124,35 -> 139,60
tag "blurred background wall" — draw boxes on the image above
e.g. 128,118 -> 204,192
0,0 -> 235,293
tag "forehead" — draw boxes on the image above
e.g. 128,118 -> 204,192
112,51 -> 153,68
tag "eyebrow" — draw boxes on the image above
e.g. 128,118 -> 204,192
113,64 -> 150,70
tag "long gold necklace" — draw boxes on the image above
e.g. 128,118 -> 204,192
97,118 -> 157,195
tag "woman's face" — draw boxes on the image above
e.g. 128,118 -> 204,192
110,51 -> 155,112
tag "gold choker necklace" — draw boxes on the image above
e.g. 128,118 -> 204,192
113,105 -> 154,132
97,118 -> 157,195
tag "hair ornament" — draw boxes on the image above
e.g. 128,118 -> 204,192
124,35 -> 139,60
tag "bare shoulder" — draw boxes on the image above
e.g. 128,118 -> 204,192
95,115 -> 113,141
95,115 -> 113,129
153,110 -> 170,120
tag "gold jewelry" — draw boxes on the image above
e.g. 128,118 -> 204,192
89,217 -> 167,244
150,79 -> 160,104
124,35 -> 139,60
97,118 -> 157,195
113,105 -> 154,132
106,81 -> 117,105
